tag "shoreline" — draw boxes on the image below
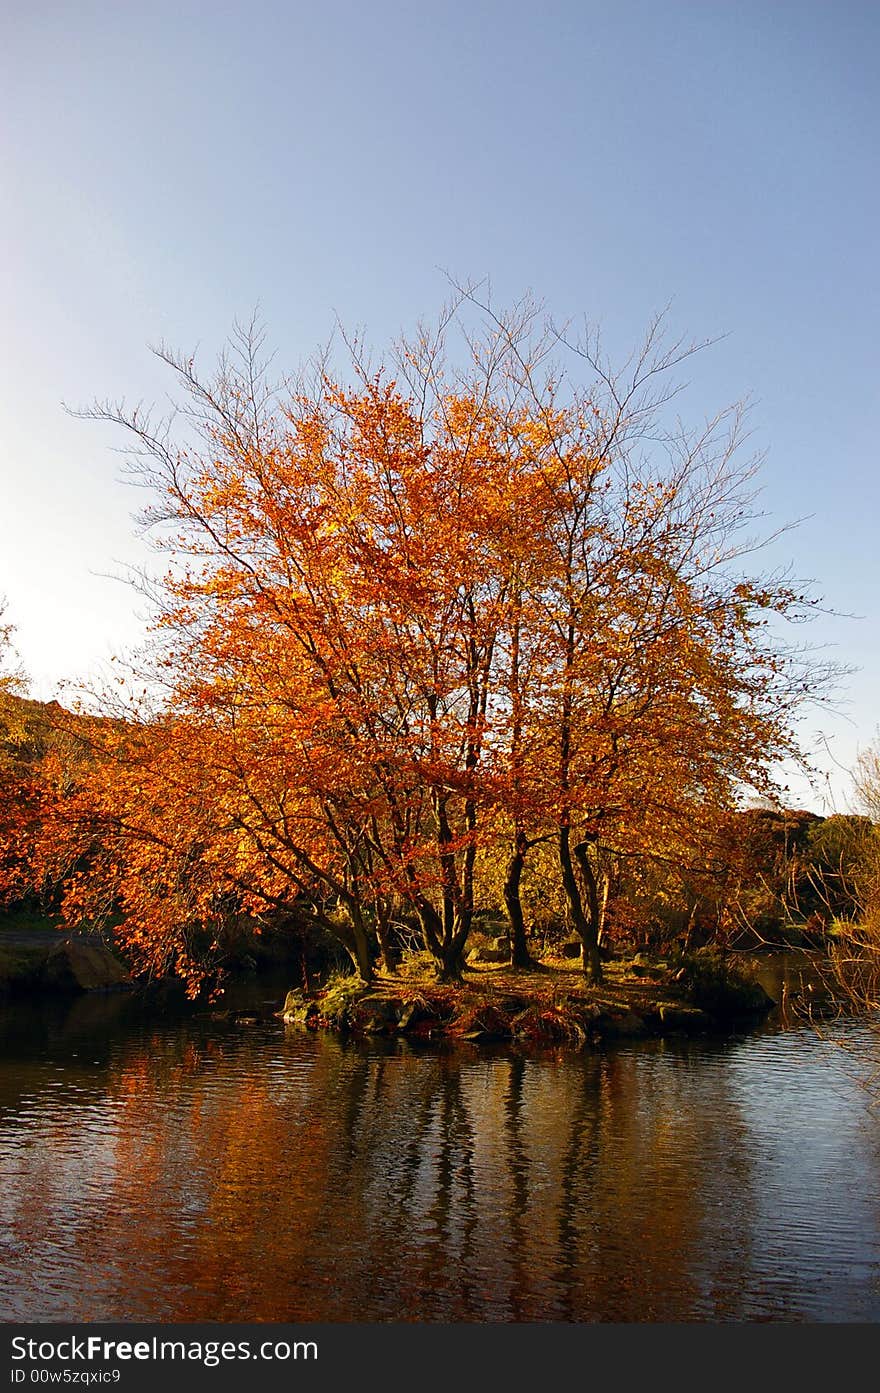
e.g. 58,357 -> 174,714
2,910 -> 846,1050
278,953 -> 781,1048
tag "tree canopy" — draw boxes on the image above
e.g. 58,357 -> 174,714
26,294 -> 832,990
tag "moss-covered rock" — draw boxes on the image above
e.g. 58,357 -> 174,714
279,988 -> 319,1027
313,975 -> 369,1031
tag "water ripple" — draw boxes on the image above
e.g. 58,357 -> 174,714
0,1004 -> 879,1321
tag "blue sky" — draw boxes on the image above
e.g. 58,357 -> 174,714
1,0 -> 877,809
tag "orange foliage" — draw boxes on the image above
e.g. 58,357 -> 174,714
35,299 -> 827,990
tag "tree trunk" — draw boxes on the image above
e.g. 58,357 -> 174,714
414,889 -> 472,981
574,839 -> 604,982
435,944 -> 466,982
504,833 -> 538,969
375,900 -> 399,974
416,901 -> 461,980
559,826 -> 602,983
349,910 -> 374,984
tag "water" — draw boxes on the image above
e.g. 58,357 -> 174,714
1,960 -> 879,1323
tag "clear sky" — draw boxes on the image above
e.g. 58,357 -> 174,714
1,0 -> 877,811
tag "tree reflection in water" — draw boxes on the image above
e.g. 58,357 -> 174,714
1,1004 -> 879,1322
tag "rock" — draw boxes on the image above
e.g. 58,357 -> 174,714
397,997 -> 439,1031
311,976 -> 369,1030
280,989 -> 318,1026
689,974 -> 776,1019
658,1004 -> 711,1031
598,1009 -> 648,1038
42,941 -> 130,993
467,936 -> 511,964
671,949 -> 778,1020
350,997 -> 400,1034
714,980 -> 776,1018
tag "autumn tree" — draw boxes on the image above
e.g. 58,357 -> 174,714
418,294 -> 824,980
54,293 -> 830,991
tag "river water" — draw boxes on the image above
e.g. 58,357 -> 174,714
1,956 -> 879,1323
